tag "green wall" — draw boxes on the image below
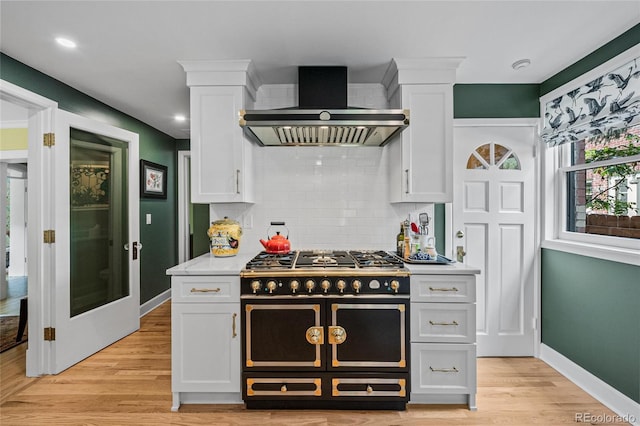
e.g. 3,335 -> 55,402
0,52 -> 177,304
541,249 -> 640,402
540,23 -> 640,96
454,84 -> 540,118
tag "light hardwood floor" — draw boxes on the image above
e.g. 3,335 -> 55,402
0,301 -> 629,425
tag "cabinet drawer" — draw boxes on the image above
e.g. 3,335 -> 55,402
410,275 -> 475,303
411,303 -> 475,343
172,275 -> 239,303
245,377 -> 323,398
411,343 -> 476,394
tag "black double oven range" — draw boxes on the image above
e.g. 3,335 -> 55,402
240,250 -> 410,410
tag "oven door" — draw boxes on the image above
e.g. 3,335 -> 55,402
243,299 -> 326,370
328,298 -> 409,371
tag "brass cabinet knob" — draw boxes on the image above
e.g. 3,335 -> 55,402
366,385 -> 373,394
281,384 -> 287,393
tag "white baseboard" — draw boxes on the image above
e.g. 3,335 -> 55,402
540,344 -> 639,426
139,289 -> 171,317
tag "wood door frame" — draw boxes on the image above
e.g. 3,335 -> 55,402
1,79 -> 58,376
446,118 -> 541,357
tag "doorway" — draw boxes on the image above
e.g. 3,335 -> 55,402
1,99 -> 29,354
451,119 -> 538,356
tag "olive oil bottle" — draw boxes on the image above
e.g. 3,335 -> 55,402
396,223 -> 404,256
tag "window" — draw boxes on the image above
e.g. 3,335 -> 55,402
466,143 -> 520,170
564,127 -> 640,239
540,46 -> 640,261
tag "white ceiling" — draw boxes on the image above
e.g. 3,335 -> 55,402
1,1 -> 639,139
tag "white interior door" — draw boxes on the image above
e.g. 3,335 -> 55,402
452,120 -> 536,356
52,110 -> 140,373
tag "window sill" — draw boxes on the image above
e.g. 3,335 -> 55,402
541,239 -> 640,266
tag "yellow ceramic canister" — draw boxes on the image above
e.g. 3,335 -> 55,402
207,216 -> 242,257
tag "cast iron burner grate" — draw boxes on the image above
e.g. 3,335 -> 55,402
245,251 -> 295,269
350,250 -> 404,268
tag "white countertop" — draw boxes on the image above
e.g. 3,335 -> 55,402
166,252 -> 254,276
167,252 -> 480,276
404,261 -> 480,275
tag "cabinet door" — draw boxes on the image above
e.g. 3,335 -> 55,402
172,302 -> 240,392
190,86 -> 254,203
391,84 -> 453,203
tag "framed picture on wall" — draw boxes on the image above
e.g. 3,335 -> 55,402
140,159 -> 167,199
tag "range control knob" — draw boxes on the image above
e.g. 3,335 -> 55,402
336,279 -> 346,293
289,279 -> 300,294
351,279 -> 362,294
250,280 -> 262,294
320,279 -> 331,293
390,280 -> 400,293
305,279 -> 316,293
266,280 -> 277,294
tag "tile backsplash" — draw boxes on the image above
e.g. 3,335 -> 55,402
209,83 -> 434,255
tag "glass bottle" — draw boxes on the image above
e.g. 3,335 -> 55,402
396,223 -> 404,256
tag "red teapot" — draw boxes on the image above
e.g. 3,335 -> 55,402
260,222 -> 291,254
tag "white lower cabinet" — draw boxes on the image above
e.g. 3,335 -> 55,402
171,275 -> 241,411
410,273 -> 477,410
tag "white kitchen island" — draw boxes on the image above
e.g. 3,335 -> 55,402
167,254 -> 480,411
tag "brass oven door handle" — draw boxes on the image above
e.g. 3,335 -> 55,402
232,313 -> 237,338
328,326 -> 347,345
306,326 -> 324,345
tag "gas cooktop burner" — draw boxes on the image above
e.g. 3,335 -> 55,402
244,252 -> 294,269
349,250 -> 405,268
296,250 -> 354,268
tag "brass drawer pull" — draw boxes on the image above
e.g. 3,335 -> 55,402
429,320 -> 459,326
429,366 -> 459,373
429,286 -> 459,292
190,287 -> 221,293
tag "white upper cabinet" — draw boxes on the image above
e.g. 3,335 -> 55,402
384,58 -> 462,203
180,60 -> 260,203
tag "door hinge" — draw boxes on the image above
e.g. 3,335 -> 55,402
43,133 -> 55,147
44,327 -> 56,341
43,230 -> 56,244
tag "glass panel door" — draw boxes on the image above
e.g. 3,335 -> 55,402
69,128 -> 129,317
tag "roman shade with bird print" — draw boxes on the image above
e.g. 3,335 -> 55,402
541,56 -> 640,147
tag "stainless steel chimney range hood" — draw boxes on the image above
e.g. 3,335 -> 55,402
239,66 -> 409,147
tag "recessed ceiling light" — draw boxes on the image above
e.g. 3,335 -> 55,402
512,59 -> 531,70
55,37 -> 77,49
174,114 -> 186,122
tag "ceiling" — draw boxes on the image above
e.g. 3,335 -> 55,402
1,1 -> 639,139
